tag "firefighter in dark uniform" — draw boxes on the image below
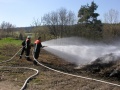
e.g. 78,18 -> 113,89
25,36 -> 31,61
33,37 -> 43,65
19,39 -> 26,59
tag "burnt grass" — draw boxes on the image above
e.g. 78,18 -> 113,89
40,49 -> 120,84
0,45 -> 120,89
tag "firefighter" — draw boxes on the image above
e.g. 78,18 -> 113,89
33,37 -> 44,65
19,39 -> 26,59
25,36 -> 31,61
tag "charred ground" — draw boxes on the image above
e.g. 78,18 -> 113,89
0,45 -> 120,90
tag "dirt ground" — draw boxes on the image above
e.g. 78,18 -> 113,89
0,81 -> 20,90
0,46 -> 120,90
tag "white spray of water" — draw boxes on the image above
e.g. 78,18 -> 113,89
42,37 -> 120,66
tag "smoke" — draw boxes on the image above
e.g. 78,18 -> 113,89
42,37 -> 120,66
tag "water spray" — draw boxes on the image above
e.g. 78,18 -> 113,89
42,37 -> 120,66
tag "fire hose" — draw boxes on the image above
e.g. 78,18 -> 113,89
0,47 -> 120,90
0,47 -> 39,90
32,49 -> 120,88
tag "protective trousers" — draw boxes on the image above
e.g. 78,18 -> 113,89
34,51 -> 40,59
33,51 -> 40,65
20,47 -> 26,56
25,48 -> 30,60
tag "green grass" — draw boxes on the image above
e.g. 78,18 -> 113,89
0,37 -> 22,47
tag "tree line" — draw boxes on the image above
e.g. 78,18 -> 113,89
0,1 -> 120,42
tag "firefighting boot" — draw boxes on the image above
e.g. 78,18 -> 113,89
19,55 -> 22,59
33,60 -> 37,65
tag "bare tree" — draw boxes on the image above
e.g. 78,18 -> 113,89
31,18 -> 41,27
0,21 -> 15,29
0,21 -> 15,37
104,9 -> 119,24
59,8 -> 67,25
31,18 -> 42,38
67,11 -> 76,25
103,9 -> 120,41
42,7 -> 76,38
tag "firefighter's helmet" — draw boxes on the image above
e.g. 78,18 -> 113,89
27,36 -> 31,39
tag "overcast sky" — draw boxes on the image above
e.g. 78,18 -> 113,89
0,0 -> 120,27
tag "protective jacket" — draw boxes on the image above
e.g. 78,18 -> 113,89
19,40 -> 26,59
25,38 -> 31,49
34,40 -> 42,52
25,38 -> 31,60
34,39 -> 42,59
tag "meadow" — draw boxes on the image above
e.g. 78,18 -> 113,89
0,37 -> 22,47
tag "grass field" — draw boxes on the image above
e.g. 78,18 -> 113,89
0,37 -> 22,47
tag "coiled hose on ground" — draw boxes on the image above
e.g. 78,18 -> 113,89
0,47 -> 39,90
